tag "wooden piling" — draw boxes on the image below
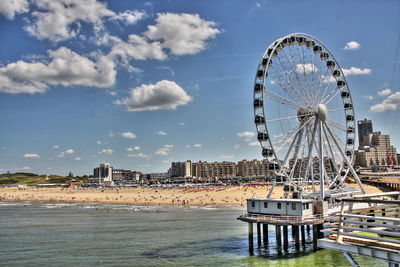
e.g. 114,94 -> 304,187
293,225 -> 300,248
275,225 -> 282,249
312,224 -> 318,251
262,224 -> 268,246
257,222 -> 261,247
283,225 -> 289,249
301,225 -> 306,245
248,222 -> 254,254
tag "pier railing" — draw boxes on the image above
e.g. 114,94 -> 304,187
319,196 -> 400,264
238,213 -> 325,225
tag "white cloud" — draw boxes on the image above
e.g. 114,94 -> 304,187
115,80 -> 192,111
108,130 -> 115,138
157,131 -> 167,135
273,133 -> 285,138
0,0 -> 29,19
234,144 -> 240,150
0,47 -> 115,94
19,166 -> 32,171
144,13 -> 220,55
99,148 -> 113,155
112,10 -> 146,25
237,131 -> 255,141
364,95 -> 374,100
193,144 -> 202,148
23,153 -> 40,159
57,149 -> 74,158
295,63 -> 318,74
96,141 -> 103,145
65,149 -> 74,154
24,0 -> 144,42
370,92 -> 400,112
248,141 -> 259,147
52,145 -> 60,149
344,41 -> 361,50
157,66 -> 175,77
25,0 -> 113,41
109,34 -> 167,62
127,153 -> 150,159
155,144 -> 173,156
219,154 -> 234,160
179,122 -> 185,126
108,91 -> 117,96
127,146 -> 141,151
121,132 -> 137,139
342,67 -> 371,76
74,157 -> 81,161
321,67 -> 371,84
378,88 -> 392,97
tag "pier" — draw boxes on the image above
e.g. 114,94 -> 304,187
238,213 -> 324,253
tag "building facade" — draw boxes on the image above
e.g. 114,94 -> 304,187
170,161 -> 192,178
355,131 -> 398,167
237,159 -> 276,177
90,162 -> 113,185
191,161 -> 237,179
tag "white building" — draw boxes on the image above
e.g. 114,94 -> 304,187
90,162 -> 113,185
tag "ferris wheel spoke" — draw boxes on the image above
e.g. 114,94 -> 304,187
328,119 -> 348,132
264,89 -> 304,110
296,44 -> 315,105
315,60 -> 332,104
266,113 -> 314,123
322,85 -> 343,105
275,115 -> 314,155
282,46 -> 313,106
328,107 -> 348,112
271,58 -> 308,105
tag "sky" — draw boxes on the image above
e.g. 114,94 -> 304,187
0,0 -> 399,176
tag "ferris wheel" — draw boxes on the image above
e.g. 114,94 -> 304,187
253,33 -> 365,200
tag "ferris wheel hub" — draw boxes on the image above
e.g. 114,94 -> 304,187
317,103 -> 328,122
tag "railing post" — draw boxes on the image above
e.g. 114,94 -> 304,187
337,201 -> 345,243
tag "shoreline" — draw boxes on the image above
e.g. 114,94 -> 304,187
0,184 -> 385,207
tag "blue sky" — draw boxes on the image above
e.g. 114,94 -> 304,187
0,0 -> 399,175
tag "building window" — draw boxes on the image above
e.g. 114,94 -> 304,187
306,203 -> 309,209
277,203 -> 281,209
264,202 -> 268,208
292,203 -> 296,210
251,201 -> 255,208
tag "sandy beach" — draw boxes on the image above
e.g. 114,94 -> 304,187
0,184 -> 385,207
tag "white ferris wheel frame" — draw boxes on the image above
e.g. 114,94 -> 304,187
253,33 -> 365,199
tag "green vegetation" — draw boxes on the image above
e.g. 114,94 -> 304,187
0,173 -> 88,186
356,231 -> 400,240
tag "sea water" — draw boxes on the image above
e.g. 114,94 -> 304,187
0,202 -> 383,266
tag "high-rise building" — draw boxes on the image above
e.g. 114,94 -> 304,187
170,160 -> 192,177
357,118 -> 373,145
90,162 -> 113,185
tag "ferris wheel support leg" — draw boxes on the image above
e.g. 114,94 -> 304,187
303,118 -> 319,192
319,120 -> 325,200
322,125 -> 341,188
266,179 -> 276,198
323,122 -> 366,194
